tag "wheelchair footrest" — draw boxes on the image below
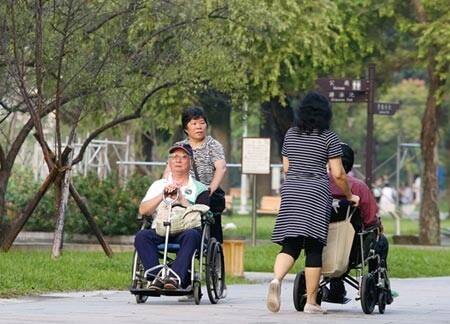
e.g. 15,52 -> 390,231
322,296 -> 352,304
129,285 -> 195,297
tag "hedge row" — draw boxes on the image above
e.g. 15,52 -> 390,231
6,168 -> 152,236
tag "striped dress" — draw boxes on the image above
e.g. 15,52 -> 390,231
271,127 -> 342,246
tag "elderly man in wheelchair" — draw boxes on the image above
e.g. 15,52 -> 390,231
292,142 -> 397,314
134,143 -> 209,291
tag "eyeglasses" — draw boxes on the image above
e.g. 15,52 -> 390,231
168,153 -> 190,160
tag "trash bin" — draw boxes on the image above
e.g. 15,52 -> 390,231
222,235 -> 245,277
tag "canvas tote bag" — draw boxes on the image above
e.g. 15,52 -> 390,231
154,203 -> 209,236
321,202 -> 357,277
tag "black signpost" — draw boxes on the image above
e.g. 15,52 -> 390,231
316,64 -> 400,187
374,102 -> 400,115
316,78 -> 369,103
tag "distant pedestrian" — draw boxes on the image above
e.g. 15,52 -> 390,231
379,181 -> 397,215
400,183 -> 414,217
413,174 -> 421,205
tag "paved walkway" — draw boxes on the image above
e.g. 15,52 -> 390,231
1,273 -> 450,324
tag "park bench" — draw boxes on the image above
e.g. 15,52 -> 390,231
256,196 -> 281,216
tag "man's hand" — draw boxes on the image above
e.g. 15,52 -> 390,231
164,183 -> 180,200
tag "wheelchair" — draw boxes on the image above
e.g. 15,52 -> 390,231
129,193 -> 226,305
293,200 -> 392,314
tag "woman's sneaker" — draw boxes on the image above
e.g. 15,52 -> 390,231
267,279 -> 281,313
304,303 -> 327,314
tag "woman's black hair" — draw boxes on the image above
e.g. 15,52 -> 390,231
181,106 -> 209,132
294,91 -> 332,134
340,143 -> 354,173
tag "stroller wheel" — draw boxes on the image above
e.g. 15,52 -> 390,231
378,289 -> 387,314
293,271 -> 307,311
361,273 -> 377,314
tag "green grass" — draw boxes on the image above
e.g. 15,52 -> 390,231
0,251 -> 131,298
222,214 -> 450,239
244,243 -> 450,278
0,249 -> 253,298
1,213 -> 449,298
1,243 -> 450,298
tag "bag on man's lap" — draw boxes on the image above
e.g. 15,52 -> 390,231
154,203 -> 209,236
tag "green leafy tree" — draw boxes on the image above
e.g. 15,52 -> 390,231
379,0 -> 450,244
1,0 -> 385,253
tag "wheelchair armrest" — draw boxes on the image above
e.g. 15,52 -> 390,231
202,211 -> 215,225
362,223 -> 380,234
136,213 -> 154,230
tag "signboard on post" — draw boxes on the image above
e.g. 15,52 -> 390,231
316,78 -> 370,103
241,137 -> 271,247
241,137 -> 271,175
316,68 -> 376,187
374,102 -> 400,115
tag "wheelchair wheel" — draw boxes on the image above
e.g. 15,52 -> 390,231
361,273 -> 376,314
293,271 -> 307,311
378,289 -> 387,314
131,250 -> 148,304
193,280 -> 202,305
205,238 -> 225,304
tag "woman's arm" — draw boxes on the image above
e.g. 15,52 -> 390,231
282,156 -> 289,174
329,157 -> 360,206
209,159 -> 227,194
139,192 -> 164,216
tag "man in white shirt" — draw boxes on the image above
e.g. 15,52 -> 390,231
134,144 -> 209,290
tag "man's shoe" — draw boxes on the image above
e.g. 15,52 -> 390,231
387,289 -> 398,304
328,279 -> 346,303
304,303 -> 327,314
164,278 -> 179,290
148,278 -> 164,290
267,279 -> 281,313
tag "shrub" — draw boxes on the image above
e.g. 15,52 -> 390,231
7,168 -> 152,235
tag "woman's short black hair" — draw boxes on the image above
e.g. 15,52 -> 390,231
341,143 -> 354,173
181,106 -> 209,131
295,91 -> 332,134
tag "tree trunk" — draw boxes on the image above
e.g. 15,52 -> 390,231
52,149 -> 74,258
0,170 -> 10,240
419,72 -> 441,245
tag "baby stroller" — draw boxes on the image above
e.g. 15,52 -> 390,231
293,199 -> 392,314
129,191 -> 226,305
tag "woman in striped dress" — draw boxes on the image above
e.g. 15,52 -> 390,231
267,91 -> 360,314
